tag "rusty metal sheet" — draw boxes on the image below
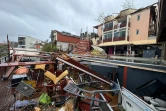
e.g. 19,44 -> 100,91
3,55 -> 23,78
56,54 -> 114,85
13,54 -> 50,58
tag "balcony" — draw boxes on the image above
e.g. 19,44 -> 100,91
114,22 -> 127,29
103,38 -> 112,42
120,22 -> 126,28
113,36 -> 125,41
114,25 -> 118,29
104,27 -> 113,32
148,22 -> 156,37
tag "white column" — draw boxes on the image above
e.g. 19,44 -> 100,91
125,15 -> 130,41
127,45 -> 131,55
114,46 -> 116,55
102,23 -> 104,43
112,21 -> 114,42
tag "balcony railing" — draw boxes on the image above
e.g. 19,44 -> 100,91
120,22 -> 126,28
113,36 -> 125,41
103,38 -> 112,42
104,27 -> 113,32
114,22 -> 127,29
114,25 -> 118,29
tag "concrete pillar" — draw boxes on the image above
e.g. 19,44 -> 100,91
126,45 -> 131,62
114,46 -> 116,55
125,15 -> 130,41
112,21 -> 115,42
161,43 -> 166,60
127,45 -> 131,55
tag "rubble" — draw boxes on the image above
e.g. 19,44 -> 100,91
0,39 -> 165,111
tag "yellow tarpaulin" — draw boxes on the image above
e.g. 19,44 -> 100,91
35,64 -> 46,70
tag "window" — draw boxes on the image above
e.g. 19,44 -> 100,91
137,15 -> 140,21
104,23 -> 108,29
108,32 -> 112,39
136,29 -> 139,35
108,22 -> 113,28
104,34 -> 107,40
114,31 -> 119,38
120,31 -> 126,37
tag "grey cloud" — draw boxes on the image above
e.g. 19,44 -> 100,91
0,0 -> 158,42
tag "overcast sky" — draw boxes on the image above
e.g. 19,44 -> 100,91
0,0 -> 158,42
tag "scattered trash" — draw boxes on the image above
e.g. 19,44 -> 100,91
15,81 -> 35,97
13,99 -> 36,108
39,93 -> 51,105
34,106 -> 41,111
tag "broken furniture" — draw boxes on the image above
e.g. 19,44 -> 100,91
64,82 -> 120,111
11,74 -> 28,87
56,54 -> 116,85
44,70 -> 68,84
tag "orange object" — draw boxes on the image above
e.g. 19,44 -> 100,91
15,67 -> 29,74
34,107 -> 41,111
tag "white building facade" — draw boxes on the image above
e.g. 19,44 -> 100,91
18,36 -> 43,49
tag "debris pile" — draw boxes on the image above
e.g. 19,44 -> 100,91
0,53 -> 120,111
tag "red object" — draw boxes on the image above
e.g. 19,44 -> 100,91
123,66 -> 128,88
36,45 -> 40,49
56,70 -> 63,77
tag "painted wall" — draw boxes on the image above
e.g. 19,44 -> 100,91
57,41 -> 69,51
57,32 -> 80,43
18,36 -> 43,49
98,25 -> 103,38
90,65 -> 166,94
25,37 -> 43,49
129,9 -> 151,41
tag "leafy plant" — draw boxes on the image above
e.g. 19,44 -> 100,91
42,44 -> 57,52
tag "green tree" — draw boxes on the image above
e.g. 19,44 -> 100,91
42,44 -> 57,52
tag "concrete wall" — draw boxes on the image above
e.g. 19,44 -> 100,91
25,37 -> 43,49
57,41 -> 69,51
90,65 -> 124,86
129,9 -> 151,41
98,25 -> 103,38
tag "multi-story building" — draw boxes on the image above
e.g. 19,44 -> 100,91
94,3 -> 161,58
50,30 -> 80,51
18,36 -> 43,49
96,9 -> 136,55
